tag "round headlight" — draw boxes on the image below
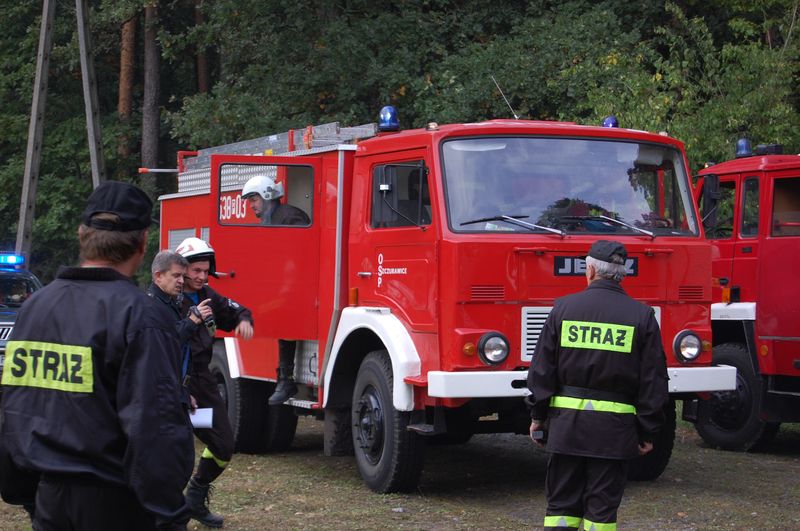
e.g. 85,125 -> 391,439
477,333 -> 509,365
674,330 -> 701,362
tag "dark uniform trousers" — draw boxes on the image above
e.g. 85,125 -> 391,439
544,454 -> 628,530
188,369 -> 235,475
34,475 -> 156,531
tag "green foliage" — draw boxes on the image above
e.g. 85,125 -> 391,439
2,0 -> 800,280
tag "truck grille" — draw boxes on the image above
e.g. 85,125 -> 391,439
521,307 -> 552,362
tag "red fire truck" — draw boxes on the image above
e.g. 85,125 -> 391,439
158,109 -> 735,492
691,141 -> 800,450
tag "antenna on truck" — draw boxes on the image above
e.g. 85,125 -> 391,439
490,75 -> 519,120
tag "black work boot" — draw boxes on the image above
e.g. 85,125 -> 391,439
185,477 -> 224,528
269,366 -> 298,405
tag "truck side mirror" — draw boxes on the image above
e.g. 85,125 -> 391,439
701,174 -> 720,228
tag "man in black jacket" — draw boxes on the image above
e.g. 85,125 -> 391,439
242,173 -> 310,226
0,181 -> 194,530
527,240 -> 668,531
175,237 -> 253,528
147,250 -> 213,397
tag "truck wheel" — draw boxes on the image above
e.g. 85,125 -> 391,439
209,342 -> 297,453
628,398 -> 676,481
351,350 -> 426,493
695,343 -> 769,451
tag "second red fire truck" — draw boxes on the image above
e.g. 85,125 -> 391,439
690,141 -> 800,451
158,109 -> 735,492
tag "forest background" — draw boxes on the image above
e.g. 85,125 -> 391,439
1,0 -> 798,282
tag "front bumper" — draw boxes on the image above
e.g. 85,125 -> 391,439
426,364 -> 737,398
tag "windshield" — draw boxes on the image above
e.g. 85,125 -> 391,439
442,137 -> 698,236
0,273 -> 40,307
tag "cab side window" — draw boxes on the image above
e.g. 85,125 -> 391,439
371,161 -> 431,228
772,176 -> 800,236
702,181 -> 735,239
740,177 -> 759,237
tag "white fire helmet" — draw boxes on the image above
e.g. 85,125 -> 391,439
175,237 -> 216,276
241,174 -> 284,201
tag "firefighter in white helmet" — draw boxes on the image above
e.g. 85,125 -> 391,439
241,175 -> 309,405
241,174 -> 310,226
175,237 -> 254,528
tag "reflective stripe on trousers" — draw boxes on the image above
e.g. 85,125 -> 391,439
543,516 -> 616,530
584,519 -> 616,531
544,514 -> 581,529
549,395 -> 636,414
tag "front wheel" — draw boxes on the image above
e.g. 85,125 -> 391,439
351,350 -> 425,493
628,399 -> 675,481
695,343 -> 770,451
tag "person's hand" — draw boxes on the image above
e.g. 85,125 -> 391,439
189,298 -> 213,324
189,394 -> 198,411
235,320 -> 254,340
638,441 -> 653,456
529,420 -> 545,447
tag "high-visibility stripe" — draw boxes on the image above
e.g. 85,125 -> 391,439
544,515 -> 582,528
550,395 -> 636,414
1,341 -> 93,393
201,447 -> 229,468
584,519 -> 616,531
561,320 -> 634,353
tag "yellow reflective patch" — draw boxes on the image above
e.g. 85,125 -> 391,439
550,395 -> 636,414
584,519 -> 617,531
561,320 -> 634,353
1,341 -> 93,393
544,514 -> 582,528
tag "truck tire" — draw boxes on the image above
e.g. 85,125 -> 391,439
351,350 -> 426,493
695,343 -> 770,451
628,399 -> 676,481
209,342 -> 297,453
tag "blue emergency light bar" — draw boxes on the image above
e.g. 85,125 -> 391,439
0,253 -> 25,266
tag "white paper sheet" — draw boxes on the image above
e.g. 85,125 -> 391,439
189,407 -> 213,428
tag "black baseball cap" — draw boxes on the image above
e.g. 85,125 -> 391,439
82,181 -> 153,231
587,240 -> 627,265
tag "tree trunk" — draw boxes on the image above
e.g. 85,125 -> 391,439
117,15 -> 136,174
195,2 -> 209,93
141,4 -> 160,195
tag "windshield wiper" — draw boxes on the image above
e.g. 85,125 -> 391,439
461,215 -> 565,237
595,215 -> 654,239
557,214 -> 654,239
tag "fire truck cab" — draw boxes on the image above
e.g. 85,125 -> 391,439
692,142 -> 800,450
159,110 -> 735,492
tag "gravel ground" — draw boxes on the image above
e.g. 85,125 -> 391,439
1,416 -> 798,530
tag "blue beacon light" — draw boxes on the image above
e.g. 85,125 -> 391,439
602,115 -> 619,128
735,138 -> 753,158
378,106 -> 400,132
0,253 -> 24,266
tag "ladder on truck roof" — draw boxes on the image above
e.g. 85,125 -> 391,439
178,122 -> 378,195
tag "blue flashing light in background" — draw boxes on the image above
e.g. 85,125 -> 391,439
0,253 -> 24,266
735,138 -> 753,158
378,106 -> 400,132
602,115 -> 619,128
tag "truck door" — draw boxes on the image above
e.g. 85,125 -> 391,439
701,176 -> 737,300
759,172 -> 800,341
732,175 -> 761,302
208,154 -> 323,353
351,151 -> 437,331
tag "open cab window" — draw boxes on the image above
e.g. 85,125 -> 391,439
218,163 -> 313,227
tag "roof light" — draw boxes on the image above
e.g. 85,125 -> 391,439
0,253 -> 25,266
378,106 -> 400,132
735,138 -> 752,158
602,115 -> 619,128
